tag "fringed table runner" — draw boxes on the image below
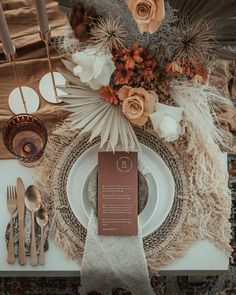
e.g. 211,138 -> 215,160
35,125 -> 232,269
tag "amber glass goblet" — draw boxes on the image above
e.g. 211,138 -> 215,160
3,114 -> 47,167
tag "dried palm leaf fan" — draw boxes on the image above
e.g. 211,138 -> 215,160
168,0 -> 236,62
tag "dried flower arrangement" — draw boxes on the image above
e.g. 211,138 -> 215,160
56,0 -> 236,152
41,3 -> 236,289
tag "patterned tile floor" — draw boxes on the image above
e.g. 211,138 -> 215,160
0,277 -> 80,295
228,153 -> 236,267
0,271 -> 235,295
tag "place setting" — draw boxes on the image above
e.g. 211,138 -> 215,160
6,178 -> 49,266
0,0 -> 236,293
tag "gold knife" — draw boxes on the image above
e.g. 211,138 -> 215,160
16,177 -> 26,265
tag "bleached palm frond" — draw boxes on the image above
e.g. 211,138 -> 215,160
57,61 -> 141,152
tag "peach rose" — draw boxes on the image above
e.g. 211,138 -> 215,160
127,0 -> 165,34
118,85 -> 158,126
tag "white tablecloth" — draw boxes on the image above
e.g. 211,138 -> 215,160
0,159 -> 229,276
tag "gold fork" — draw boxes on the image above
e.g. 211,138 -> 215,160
7,186 -> 17,264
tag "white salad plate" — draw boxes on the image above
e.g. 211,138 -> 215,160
67,143 -> 175,237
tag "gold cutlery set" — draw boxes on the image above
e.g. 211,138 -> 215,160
7,177 -> 48,266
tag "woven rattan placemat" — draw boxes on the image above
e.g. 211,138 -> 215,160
36,126 -> 190,268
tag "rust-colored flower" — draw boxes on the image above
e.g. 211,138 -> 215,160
99,86 -> 119,105
165,60 -> 208,83
165,61 -> 183,77
70,1 -> 98,42
142,67 -> 156,78
113,63 -> 133,85
112,47 -> 124,63
122,41 -> 143,70
118,85 -> 158,126
194,63 -> 208,81
141,48 -> 158,78
181,61 -> 194,77
126,0 -> 165,34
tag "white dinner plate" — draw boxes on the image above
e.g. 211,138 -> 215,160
67,143 -> 175,237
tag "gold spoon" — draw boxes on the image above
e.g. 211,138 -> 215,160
25,185 -> 41,266
36,208 -> 49,265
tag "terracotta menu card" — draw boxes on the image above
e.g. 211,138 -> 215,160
98,152 -> 138,236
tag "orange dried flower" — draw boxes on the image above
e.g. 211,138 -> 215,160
165,60 -> 208,83
112,47 -> 123,62
122,41 -> 143,70
99,86 -> 119,105
194,63 -> 208,80
141,59 -> 157,78
142,67 -> 156,78
141,49 -> 158,78
70,1 -> 98,42
113,63 -> 133,85
165,61 -> 183,77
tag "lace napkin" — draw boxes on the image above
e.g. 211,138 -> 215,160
79,210 -> 155,295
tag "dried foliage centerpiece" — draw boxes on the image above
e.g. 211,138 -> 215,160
55,0 -> 236,153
